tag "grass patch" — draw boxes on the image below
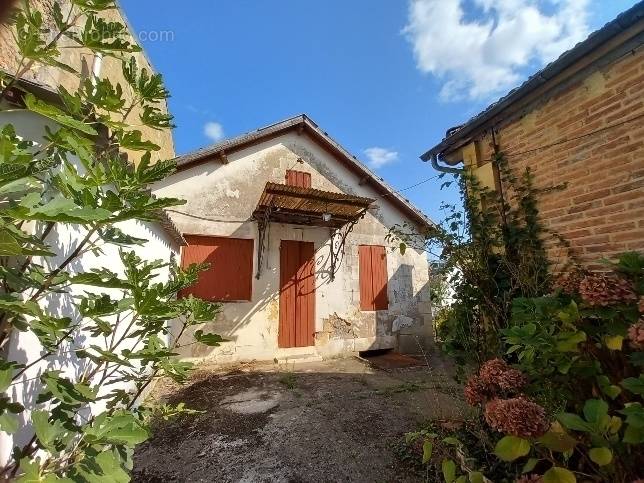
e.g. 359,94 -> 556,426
279,372 -> 297,389
376,381 -> 426,396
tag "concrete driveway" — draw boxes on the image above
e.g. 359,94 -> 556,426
133,355 -> 468,483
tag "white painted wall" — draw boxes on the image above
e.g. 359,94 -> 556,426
0,110 -> 180,464
154,131 -> 433,363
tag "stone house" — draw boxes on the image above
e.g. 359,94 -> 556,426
422,2 -> 644,270
154,115 -> 434,363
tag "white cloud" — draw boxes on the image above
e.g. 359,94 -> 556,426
404,0 -> 590,101
364,147 -> 399,169
204,121 -> 224,142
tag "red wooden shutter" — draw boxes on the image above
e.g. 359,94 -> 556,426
358,245 -> 389,311
180,235 -> 254,301
285,170 -> 311,188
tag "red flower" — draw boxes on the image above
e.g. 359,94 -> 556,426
484,397 -> 549,438
578,273 -> 637,307
555,269 -> 586,296
627,319 -> 644,350
464,376 -> 489,406
479,358 -> 527,392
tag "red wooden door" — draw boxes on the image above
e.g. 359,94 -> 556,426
279,240 -> 315,348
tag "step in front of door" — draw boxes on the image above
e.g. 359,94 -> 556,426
274,347 -> 323,364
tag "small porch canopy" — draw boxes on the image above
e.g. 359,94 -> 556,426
252,182 -> 374,278
253,182 -> 374,228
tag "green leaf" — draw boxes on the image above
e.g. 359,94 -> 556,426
557,413 -> 593,432
468,472 -> 484,483
118,130 -> 160,151
543,467 -> 576,483
193,330 -> 227,347
15,458 -> 42,483
538,430 -> 577,452
32,410 -> 65,450
623,424 -> 644,444
83,411 -> 149,446
98,227 -> 147,247
442,437 -> 462,446
422,440 -> 433,464
522,458 -> 539,474
608,416 -> 622,434
555,331 -> 586,352
621,375 -> 644,395
604,335 -> 623,351
494,436 -> 531,462
0,231 -> 24,256
24,93 -> 97,135
399,242 -> 406,255
618,403 -> 644,428
0,294 -> 42,317
0,361 -> 18,392
0,413 -> 18,434
588,447 -> 612,466
597,376 -> 622,400
73,449 -> 130,483
39,371 -> 96,406
442,459 -> 456,483
71,270 -> 132,289
6,194 -> 112,223
583,399 -> 608,425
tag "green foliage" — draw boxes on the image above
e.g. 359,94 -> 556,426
494,435 -> 531,462
457,254 -> 643,481
0,2 -> 223,480
388,153 -> 565,365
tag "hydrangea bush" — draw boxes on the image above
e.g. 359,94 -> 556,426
403,252 -> 643,482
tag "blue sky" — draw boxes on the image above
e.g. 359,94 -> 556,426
120,0 -> 638,223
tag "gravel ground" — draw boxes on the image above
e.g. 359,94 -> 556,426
133,356 -> 468,483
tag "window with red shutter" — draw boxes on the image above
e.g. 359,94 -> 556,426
285,170 -> 311,188
180,235 -> 254,301
358,245 -> 389,311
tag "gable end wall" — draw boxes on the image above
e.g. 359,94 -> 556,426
154,132 -> 433,362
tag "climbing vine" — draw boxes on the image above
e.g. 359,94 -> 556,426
388,151 -> 569,362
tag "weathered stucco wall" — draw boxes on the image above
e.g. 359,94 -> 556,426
154,132 -> 433,362
0,1 -> 175,162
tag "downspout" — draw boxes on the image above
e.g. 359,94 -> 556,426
427,154 -> 465,175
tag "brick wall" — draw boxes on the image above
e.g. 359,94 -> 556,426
472,47 -> 644,271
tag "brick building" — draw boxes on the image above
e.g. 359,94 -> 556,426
422,2 -> 644,270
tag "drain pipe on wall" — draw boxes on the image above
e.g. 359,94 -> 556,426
427,154 -> 465,175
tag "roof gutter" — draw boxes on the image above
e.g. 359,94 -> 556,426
427,154 -> 464,175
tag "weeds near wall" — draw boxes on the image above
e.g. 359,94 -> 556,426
0,1 -> 224,480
